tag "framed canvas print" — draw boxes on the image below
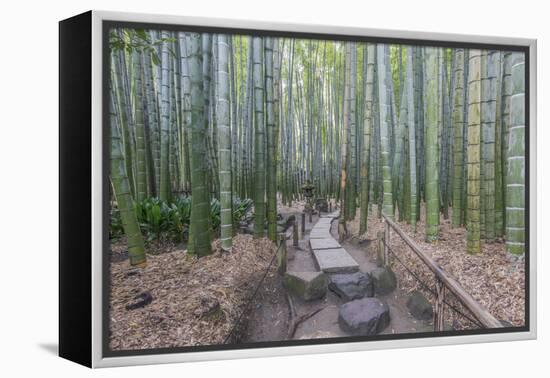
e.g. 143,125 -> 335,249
59,10 -> 537,368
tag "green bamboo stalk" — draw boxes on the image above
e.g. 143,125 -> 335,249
423,46 -> 440,242
505,52 -> 525,255
493,52 -> 504,237
482,50 -> 499,241
111,51 -> 136,200
359,43 -> 375,235
347,43 -> 357,221
132,50 -> 148,202
378,44 -> 394,220
501,52 -> 512,230
109,82 -> 146,266
159,31 -> 171,201
405,46 -> 417,232
452,48 -> 465,226
338,42 -> 351,241
187,33 -> 212,257
265,37 -> 278,242
217,34 -> 232,251
252,36 -> 266,238
467,49 -> 482,254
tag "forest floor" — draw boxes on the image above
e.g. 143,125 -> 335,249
347,206 -> 525,328
109,235 -> 277,350
108,201 -> 524,350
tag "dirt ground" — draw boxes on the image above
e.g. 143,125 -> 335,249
109,234 -> 276,350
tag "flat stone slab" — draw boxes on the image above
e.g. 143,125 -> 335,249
313,248 -> 359,273
309,231 -> 332,239
309,228 -> 332,239
312,225 -> 330,230
312,226 -> 331,232
310,238 -> 341,250
311,226 -> 330,232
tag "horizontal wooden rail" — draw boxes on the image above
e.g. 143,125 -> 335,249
382,214 -> 503,329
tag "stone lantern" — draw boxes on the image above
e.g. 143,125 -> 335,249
301,180 -> 316,214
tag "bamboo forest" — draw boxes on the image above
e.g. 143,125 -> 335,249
108,27 -> 526,351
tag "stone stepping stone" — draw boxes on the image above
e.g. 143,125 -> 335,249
312,227 -> 331,233
370,266 -> 397,295
313,248 -> 359,273
406,291 -> 433,320
310,229 -> 331,236
284,271 -> 328,301
312,226 -> 331,232
312,225 -> 330,230
329,272 -> 374,301
338,297 -> 390,336
310,231 -> 332,239
310,238 -> 341,250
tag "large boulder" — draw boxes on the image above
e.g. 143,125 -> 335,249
284,271 -> 328,301
370,266 -> 397,295
338,297 -> 390,335
406,291 -> 433,320
329,272 -> 374,301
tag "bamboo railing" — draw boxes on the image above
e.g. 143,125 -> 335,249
381,214 -> 503,330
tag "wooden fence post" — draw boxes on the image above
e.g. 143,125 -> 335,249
329,201 -> 332,213
293,220 -> 299,247
377,231 -> 385,267
384,219 -> 390,266
434,278 -> 446,331
277,233 -> 287,275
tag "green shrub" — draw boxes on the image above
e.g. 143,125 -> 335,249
110,195 -> 253,243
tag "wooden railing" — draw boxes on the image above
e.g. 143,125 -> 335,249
381,214 -> 503,330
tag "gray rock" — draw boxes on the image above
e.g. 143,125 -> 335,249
284,271 -> 328,301
277,214 -> 296,232
338,297 -> 390,335
329,272 -> 374,301
406,291 -> 433,320
370,266 -> 397,295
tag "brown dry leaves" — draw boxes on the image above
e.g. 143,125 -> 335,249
348,206 -> 525,328
109,234 -> 276,351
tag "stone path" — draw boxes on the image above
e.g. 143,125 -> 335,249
292,211 -> 431,339
276,208 -> 431,341
309,212 -> 360,273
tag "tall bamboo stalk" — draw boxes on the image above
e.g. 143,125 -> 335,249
505,52 -> 525,255
252,37 -> 266,238
217,34 -> 232,251
467,49 -> 482,254
188,33 -> 212,257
